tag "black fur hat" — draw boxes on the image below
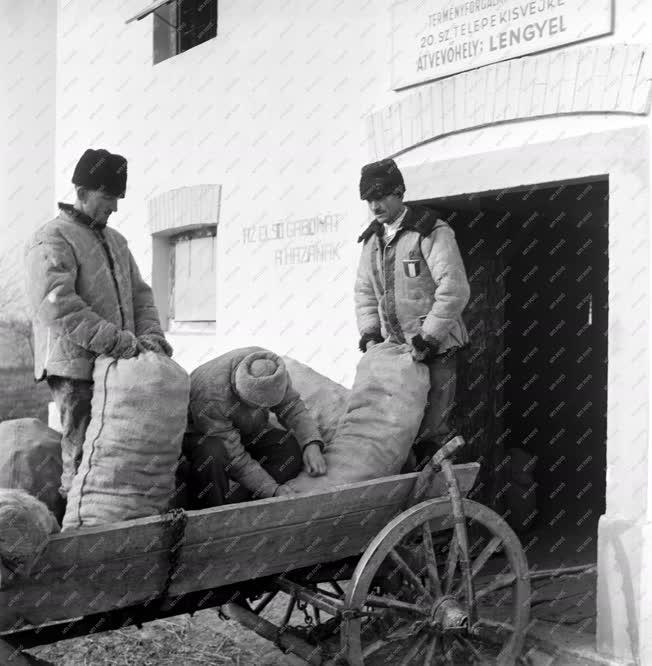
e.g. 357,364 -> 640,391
359,158 -> 405,200
72,148 -> 128,198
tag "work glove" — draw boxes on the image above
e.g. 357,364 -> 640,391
303,441 -> 327,477
110,330 -> 141,360
358,332 -> 384,353
411,334 -> 438,363
138,333 -> 174,357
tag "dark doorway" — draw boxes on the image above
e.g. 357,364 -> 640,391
414,177 -> 608,571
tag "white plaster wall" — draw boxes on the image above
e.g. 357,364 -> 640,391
54,0 -> 392,385
53,0 -> 651,385
397,113 -> 649,172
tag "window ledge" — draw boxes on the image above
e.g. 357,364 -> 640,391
167,321 -> 216,336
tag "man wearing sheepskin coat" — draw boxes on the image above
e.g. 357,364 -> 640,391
25,148 -> 170,500
355,158 -> 471,467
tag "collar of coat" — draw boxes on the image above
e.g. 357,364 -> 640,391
58,202 -> 108,231
357,205 -> 442,243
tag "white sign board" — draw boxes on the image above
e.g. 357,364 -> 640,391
391,0 -> 614,89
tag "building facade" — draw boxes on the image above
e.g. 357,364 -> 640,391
3,0 -> 652,661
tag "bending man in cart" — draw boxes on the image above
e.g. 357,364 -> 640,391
354,158 -> 471,468
176,346 -> 327,508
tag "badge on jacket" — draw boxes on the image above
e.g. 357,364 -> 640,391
403,258 -> 421,277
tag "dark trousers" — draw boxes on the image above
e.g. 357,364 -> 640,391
173,427 -> 303,509
411,349 -> 458,470
46,375 -> 93,499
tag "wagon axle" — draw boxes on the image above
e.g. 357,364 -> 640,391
429,595 -> 468,633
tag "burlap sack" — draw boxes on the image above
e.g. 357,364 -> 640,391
0,488 -> 59,581
288,342 -> 430,493
0,418 -> 64,522
63,352 -> 189,529
275,356 -> 350,445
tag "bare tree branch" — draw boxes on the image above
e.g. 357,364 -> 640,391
0,251 -> 34,368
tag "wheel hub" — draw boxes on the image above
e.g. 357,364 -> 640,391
430,595 -> 468,632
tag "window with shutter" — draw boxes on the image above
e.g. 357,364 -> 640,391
147,184 -> 221,332
169,227 -> 217,323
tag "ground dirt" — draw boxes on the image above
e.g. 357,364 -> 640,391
27,608 -> 299,666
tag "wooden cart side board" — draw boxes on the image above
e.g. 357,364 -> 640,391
13,466 -> 479,566
0,465 -> 479,633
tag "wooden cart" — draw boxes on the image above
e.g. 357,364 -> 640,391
0,438 -> 531,665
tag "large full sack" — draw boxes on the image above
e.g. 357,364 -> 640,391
288,342 -> 430,493
0,418 -> 64,523
276,356 -> 350,445
0,488 -> 59,581
62,352 -> 190,530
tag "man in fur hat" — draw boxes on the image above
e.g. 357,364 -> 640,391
182,347 -> 326,506
355,158 -> 471,466
25,148 -> 171,499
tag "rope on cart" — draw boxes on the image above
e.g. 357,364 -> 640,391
158,508 -> 188,606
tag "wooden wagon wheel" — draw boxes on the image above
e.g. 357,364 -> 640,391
340,498 -> 530,665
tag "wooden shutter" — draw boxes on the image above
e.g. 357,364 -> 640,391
172,231 -> 216,321
153,1 -> 178,64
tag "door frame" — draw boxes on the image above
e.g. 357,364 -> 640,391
394,126 -> 650,662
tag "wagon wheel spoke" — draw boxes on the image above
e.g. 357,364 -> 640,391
442,636 -> 455,664
316,584 -> 344,600
455,632 -> 486,664
361,638 -> 388,659
453,534 -> 503,598
386,620 -> 427,642
474,572 -> 516,602
423,634 -> 439,665
360,627 -> 429,662
330,581 -> 345,597
421,521 -> 443,597
471,618 -> 517,644
443,533 -> 459,595
398,630 -> 430,666
358,616 -> 424,658
389,548 -> 431,601
342,499 -> 530,665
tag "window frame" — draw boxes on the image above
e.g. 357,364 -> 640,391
147,184 -> 222,334
151,0 -> 218,65
168,225 -> 217,328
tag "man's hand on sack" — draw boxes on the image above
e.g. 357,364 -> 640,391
359,333 -> 383,353
303,441 -> 327,477
110,331 -> 174,359
137,333 -> 174,357
110,331 -> 140,359
411,334 -> 438,363
274,484 -> 296,497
